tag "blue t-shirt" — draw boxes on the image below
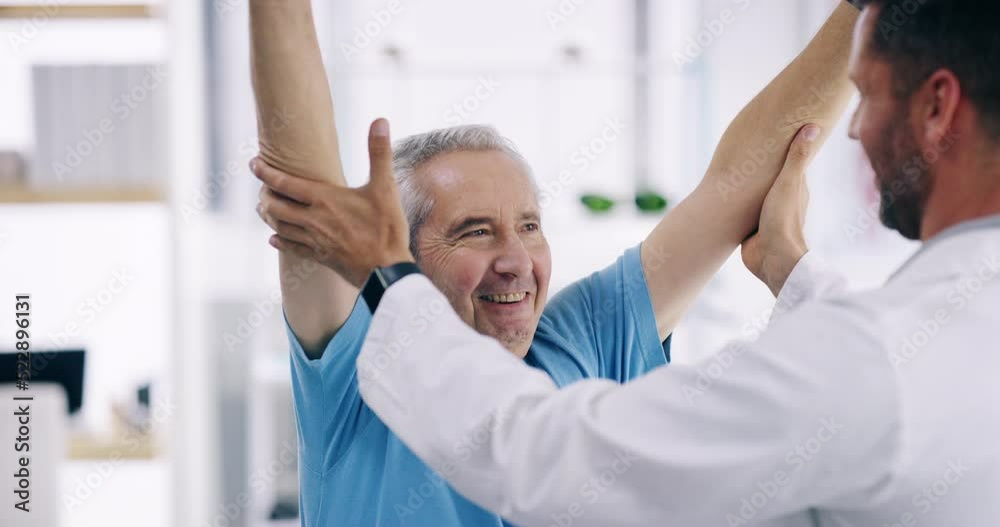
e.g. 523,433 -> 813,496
286,244 -> 670,526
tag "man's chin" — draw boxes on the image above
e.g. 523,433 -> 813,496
481,326 -> 534,356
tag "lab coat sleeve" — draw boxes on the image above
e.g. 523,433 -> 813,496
357,274 -> 901,527
770,251 -> 849,324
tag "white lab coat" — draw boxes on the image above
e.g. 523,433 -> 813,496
357,215 -> 1000,527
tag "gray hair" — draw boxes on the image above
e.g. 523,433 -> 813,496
392,124 -> 537,257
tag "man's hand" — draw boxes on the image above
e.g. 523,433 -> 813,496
254,118 -> 414,288
741,124 -> 820,297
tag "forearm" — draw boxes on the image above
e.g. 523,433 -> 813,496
250,0 -> 343,181
700,2 -> 858,243
642,2 -> 858,336
250,0 -> 357,356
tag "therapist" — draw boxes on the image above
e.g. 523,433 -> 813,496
262,0 -> 1000,525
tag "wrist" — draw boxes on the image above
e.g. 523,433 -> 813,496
376,248 -> 415,267
362,260 -> 422,312
762,244 -> 808,297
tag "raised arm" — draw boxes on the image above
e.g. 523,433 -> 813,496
642,2 -> 859,338
249,0 -> 357,357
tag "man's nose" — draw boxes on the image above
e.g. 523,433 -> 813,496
492,235 -> 533,278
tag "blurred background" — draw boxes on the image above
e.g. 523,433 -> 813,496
0,0 -> 918,525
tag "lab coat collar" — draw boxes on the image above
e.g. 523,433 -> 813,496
889,213 -> 1000,282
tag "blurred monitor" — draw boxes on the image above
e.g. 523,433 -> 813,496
0,349 -> 85,414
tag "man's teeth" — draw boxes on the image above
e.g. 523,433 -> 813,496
480,292 -> 527,304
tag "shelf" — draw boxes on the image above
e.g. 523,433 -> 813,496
0,3 -> 157,19
0,185 -> 165,203
69,430 -> 160,460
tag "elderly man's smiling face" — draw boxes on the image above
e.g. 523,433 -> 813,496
412,149 -> 551,359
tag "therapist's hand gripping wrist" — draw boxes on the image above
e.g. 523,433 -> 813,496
741,124 -> 820,297
253,118 -> 414,288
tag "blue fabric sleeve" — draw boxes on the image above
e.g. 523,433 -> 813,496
285,296 -> 375,473
539,243 -> 669,383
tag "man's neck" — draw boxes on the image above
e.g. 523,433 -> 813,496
921,162 -> 1000,241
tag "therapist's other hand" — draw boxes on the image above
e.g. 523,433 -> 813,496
741,124 -> 819,297
254,118 -> 413,288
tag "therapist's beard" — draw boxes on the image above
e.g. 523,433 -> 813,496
870,113 -> 933,241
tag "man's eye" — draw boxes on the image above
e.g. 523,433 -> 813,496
464,229 -> 489,238
524,223 -> 540,232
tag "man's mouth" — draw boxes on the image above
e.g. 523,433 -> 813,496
479,292 -> 528,304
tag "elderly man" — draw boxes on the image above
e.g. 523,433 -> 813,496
249,1 -> 859,525
260,0 -> 1000,525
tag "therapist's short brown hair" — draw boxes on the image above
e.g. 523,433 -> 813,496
855,0 -> 1000,140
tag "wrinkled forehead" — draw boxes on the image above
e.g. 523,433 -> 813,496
417,150 -> 541,225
